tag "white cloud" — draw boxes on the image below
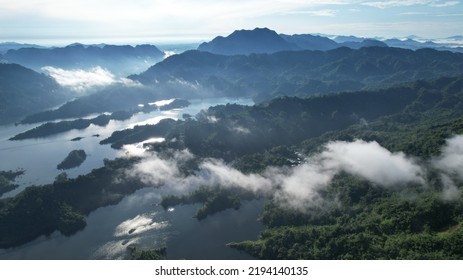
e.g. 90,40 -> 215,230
42,66 -> 115,91
432,134 -> 463,200
430,1 -> 460,7
282,9 -> 338,17
362,0 -> 459,9
128,140 -> 425,211
42,66 -> 140,92
433,135 -> 463,180
320,140 -> 425,187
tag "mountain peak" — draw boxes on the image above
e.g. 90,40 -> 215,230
198,27 -> 297,55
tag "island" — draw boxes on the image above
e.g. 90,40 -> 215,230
0,170 -> 24,196
100,118 -> 178,149
161,186 -> 255,220
57,150 -> 87,170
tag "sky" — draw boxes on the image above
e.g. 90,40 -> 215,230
0,0 -> 462,45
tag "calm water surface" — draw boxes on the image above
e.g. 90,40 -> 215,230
0,97 -> 263,259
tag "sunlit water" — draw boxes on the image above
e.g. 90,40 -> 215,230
0,97 -> 263,260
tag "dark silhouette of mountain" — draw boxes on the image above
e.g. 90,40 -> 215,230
198,28 -> 463,56
3,44 -> 165,76
280,34 -> 339,51
0,63 -> 68,124
131,47 -> 463,102
197,27 -> 298,55
0,42 -> 45,55
340,39 -> 388,49
333,35 -> 365,43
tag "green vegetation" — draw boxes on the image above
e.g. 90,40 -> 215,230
0,63 -> 68,124
0,157 -> 143,248
128,244 -> 167,260
229,175 -> 463,259
11,109 -> 154,140
100,118 -> 178,149
222,76 -> 463,259
0,170 -> 24,196
57,150 -> 87,170
3,74 -> 463,259
161,186 -> 255,220
132,47 -> 463,102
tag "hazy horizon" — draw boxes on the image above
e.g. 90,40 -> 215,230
1,0 -> 463,46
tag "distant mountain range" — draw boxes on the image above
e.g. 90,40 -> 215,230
198,28 -> 462,55
0,42 -> 45,55
2,44 -> 165,76
0,63 -> 68,124
131,46 -> 463,102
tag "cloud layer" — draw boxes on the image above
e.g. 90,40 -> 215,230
127,139 -> 427,211
432,135 -> 463,200
42,66 -> 139,92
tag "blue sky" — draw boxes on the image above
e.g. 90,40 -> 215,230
0,0 -> 462,45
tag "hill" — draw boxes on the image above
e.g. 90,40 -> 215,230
3,44 -> 165,76
131,47 -> 463,102
3,75 -> 463,256
198,27 -> 298,55
0,42 -> 45,55
0,63 -> 68,124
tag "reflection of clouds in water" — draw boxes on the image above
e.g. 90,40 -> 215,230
128,116 -> 174,128
114,213 -> 168,238
93,237 -> 141,260
94,213 -> 168,259
149,99 -> 175,107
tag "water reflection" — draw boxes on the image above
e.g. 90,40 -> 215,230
0,97 -> 260,259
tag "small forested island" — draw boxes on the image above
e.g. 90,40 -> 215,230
0,157 -> 143,248
100,118 -> 178,149
0,170 -> 24,196
161,186 -> 255,220
128,244 -> 167,260
2,74 -> 463,260
57,150 -> 87,170
10,109 -> 147,141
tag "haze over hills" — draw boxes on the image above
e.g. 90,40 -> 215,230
130,46 -> 463,102
197,28 -> 299,55
197,28 -> 463,55
0,42 -> 45,55
3,44 -> 165,77
0,63 -> 68,124
3,26 -> 463,261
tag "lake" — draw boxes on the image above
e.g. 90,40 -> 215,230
0,97 -> 264,259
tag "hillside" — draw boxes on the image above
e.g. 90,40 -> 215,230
131,47 -> 463,102
2,75 -> 463,258
0,63 -> 67,124
3,44 -> 165,76
198,27 -> 298,55
197,28 -> 463,55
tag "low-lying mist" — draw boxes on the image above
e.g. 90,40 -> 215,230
42,66 -> 140,93
124,137 -> 462,212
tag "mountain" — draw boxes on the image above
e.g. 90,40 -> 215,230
0,42 -> 45,55
197,27 -> 298,55
280,34 -> 339,51
3,44 -> 165,76
131,47 -> 463,102
333,35 -> 365,43
0,63 -> 68,124
384,38 -> 440,50
198,28 -> 463,56
340,39 -> 388,49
